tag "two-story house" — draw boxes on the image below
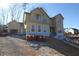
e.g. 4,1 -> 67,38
23,7 -> 64,40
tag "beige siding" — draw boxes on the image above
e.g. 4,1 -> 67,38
55,15 -> 64,33
8,20 -> 24,33
25,22 -> 50,33
24,8 -> 50,33
23,8 -> 64,37
8,21 -> 19,30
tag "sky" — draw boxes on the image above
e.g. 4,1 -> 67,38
0,3 -> 79,29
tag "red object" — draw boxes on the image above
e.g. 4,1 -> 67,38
0,32 -> 8,36
26,35 -> 47,41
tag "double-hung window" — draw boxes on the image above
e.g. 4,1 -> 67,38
38,25 -> 41,32
43,18 -> 48,23
43,26 -> 47,32
31,25 -> 35,32
36,14 -> 40,20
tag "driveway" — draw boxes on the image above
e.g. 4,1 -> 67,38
0,36 -> 63,56
0,36 -> 37,56
0,36 -> 79,56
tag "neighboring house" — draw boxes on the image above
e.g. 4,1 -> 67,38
23,7 -> 64,39
65,28 -> 79,35
0,25 -> 8,30
0,25 -> 8,32
7,20 -> 24,34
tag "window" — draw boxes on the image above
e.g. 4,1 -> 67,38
44,29 -> 46,32
43,26 -> 47,32
31,25 -> 35,32
38,25 -> 41,32
36,14 -> 40,20
43,19 -> 48,23
58,20 -> 62,24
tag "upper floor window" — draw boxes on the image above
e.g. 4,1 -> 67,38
43,19 -> 48,23
38,25 -> 41,32
31,25 -> 35,32
58,20 -> 62,24
36,14 -> 40,20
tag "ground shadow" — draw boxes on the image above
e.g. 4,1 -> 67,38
9,34 -> 24,39
47,38 -> 79,56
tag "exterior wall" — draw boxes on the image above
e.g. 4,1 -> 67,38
8,20 -> 24,34
30,8 -> 49,24
54,15 -> 64,39
24,8 -> 50,36
25,22 -> 50,36
25,13 -> 30,22
49,19 -> 56,33
23,8 -> 64,38
19,24 -> 24,33
8,21 -> 19,33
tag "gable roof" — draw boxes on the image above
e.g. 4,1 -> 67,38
29,7 -> 50,19
7,20 -> 17,25
24,7 -> 64,21
7,20 -> 23,26
65,28 -> 79,32
24,12 -> 30,14
70,28 -> 79,31
51,13 -> 64,20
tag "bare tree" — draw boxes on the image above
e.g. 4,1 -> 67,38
15,4 -> 23,22
16,3 -> 28,22
22,3 -> 28,23
9,3 -> 27,22
1,8 -> 7,25
1,8 -> 5,25
0,8 -> 8,32
16,8 -> 22,22
9,4 -> 17,21
5,12 -> 8,25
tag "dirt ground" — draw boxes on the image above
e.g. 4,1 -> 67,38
0,36 -> 79,56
